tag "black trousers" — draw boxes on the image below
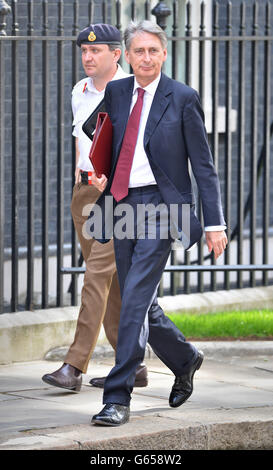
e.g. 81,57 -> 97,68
103,185 -> 198,406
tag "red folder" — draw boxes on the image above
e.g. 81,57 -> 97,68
88,112 -> 112,179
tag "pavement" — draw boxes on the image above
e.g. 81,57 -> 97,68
0,341 -> 273,451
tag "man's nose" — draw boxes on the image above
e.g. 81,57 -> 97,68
85,51 -> 93,61
143,51 -> 151,62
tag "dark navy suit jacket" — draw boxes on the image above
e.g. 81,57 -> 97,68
93,73 -> 226,248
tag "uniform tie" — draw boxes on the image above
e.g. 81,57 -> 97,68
110,87 -> 145,202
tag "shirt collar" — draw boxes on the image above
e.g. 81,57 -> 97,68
86,77 -> 102,94
133,72 -> 161,97
112,64 -> 128,81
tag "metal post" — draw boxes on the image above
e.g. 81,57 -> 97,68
0,0 -> 11,36
197,1 -> 206,293
184,1 -> 193,295
11,0 -> 19,312
237,1 -> 246,289
70,0 -> 79,305
57,0 -> 64,306
102,0 -> 106,23
0,0 -> 11,313
88,0 -> 94,25
26,0 -> 34,310
131,0 -> 136,21
42,0 -> 49,309
185,1 -> 192,86
151,0 -> 171,30
250,1 -> 258,287
171,0 -> 178,80
145,0 -> 151,20
224,1 -> 232,290
211,0 -> 220,292
262,2 -> 271,286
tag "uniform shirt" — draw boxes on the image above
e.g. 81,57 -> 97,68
128,74 -> 226,233
72,64 -> 128,172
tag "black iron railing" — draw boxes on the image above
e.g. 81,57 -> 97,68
0,0 -> 272,313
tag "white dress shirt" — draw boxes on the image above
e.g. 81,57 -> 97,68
128,73 -> 225,232
128,75 -> 160,188
72,64 -> 128,172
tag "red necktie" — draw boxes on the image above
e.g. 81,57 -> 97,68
110,87 -> 145,202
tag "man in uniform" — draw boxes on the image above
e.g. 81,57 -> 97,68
42,24 -> 148,392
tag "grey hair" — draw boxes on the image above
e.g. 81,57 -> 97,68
124,20 -> 167,50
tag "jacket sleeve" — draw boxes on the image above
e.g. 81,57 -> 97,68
182,91 -> 226,227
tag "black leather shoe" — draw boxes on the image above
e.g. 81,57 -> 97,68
91,404 -> 130,426
89,364 -> 148,389
42,363 -> 82,392
169,351 -> 204,408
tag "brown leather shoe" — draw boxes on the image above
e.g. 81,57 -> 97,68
89,364 -> 148,389
42,363 -> 82,392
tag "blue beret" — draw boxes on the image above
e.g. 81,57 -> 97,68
77,23 -> 121,47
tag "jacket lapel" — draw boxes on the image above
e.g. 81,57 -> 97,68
112,76 -> 134,166
112,74 -> 173,165
144,73 -> 173,149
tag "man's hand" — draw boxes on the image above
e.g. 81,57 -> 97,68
91,173 -> 108,192
75,167 -> 81,184
205,230 -> 228,259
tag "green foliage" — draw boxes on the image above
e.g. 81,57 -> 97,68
166,310 -> 273,339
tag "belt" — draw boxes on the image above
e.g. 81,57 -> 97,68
80,170 -> 93,185
128,184 -> 158,193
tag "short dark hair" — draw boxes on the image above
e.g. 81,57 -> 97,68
108,44 -> 121,52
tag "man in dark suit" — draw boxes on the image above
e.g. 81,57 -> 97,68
90,20 -> 227,426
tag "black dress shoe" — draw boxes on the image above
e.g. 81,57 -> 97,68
169,351 -> 204,408
42,363 -> 82,392
91,404 -> 130,426
89,364 -> 148,389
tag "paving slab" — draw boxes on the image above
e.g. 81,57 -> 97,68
0,351 -> 272,450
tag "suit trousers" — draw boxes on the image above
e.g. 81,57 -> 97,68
64,183 -> 121,373
103,185 -> 198,406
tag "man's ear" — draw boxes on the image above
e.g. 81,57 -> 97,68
124,49 -> 130,65
113,48 -> 122,63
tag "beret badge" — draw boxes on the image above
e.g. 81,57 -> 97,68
88,31 -> 96,42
